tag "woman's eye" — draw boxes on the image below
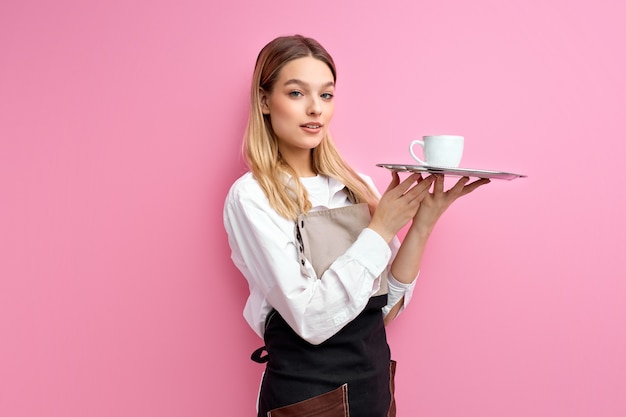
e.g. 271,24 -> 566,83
289,91 -> 303,97
321,93 -> 334,100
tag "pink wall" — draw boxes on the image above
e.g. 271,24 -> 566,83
1,0 -> 624,416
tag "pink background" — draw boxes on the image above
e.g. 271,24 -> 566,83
2,0 -> 625,416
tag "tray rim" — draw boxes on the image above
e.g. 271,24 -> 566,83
376,163 -> 527,180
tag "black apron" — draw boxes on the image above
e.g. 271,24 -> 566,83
252,203 -> 397,417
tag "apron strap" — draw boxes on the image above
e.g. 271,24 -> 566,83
251,346 -> 269,363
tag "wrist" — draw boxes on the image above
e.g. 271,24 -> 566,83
408,222 -> 433,239
367,221 -> 395,244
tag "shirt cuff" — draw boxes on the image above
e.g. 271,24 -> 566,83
384,271 -> 418,317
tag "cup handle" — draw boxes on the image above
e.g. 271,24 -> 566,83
409,140 -> 426,164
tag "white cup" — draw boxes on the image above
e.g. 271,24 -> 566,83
409,135 -> 464,167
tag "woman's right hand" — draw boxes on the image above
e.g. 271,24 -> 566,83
368,172 -> 435,243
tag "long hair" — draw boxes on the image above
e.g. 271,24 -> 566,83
244,35 -> 379,220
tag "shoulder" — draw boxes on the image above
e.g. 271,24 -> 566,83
224,171 -> 293,232
356,172 -> 374,185
224,171 -> 280,222
225,172 -> 267,205
356,172 -> 381,194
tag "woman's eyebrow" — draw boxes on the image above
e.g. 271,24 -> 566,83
283,79 -> 335,88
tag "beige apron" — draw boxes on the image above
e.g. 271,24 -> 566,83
295,202 -> 388,297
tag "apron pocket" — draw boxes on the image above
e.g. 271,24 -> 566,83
267,383 -> 349,417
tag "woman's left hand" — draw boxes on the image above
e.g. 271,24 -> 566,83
410,175 -> 491,235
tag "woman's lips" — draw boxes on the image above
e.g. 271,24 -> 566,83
300,122 -> 323,133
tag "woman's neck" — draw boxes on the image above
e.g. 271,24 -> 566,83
280,149 -> 316,178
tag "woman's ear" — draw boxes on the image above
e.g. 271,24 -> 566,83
259,88 -> 270,115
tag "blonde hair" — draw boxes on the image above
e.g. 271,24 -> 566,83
244,35 -> 379,220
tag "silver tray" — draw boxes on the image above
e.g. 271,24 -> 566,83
377,164 -> 527,180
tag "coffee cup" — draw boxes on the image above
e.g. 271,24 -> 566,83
409,135 -> 464,167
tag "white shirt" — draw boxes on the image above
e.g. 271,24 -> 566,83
223,172 -> 416,345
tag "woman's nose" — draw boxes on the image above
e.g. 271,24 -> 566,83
307,97 -> 321,115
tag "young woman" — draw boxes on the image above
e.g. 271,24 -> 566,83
224,35 -> 490,417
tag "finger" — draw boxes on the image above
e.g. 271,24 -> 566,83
394,173 -> 420,195
410,174 -> 435,193
382,172 -> 419,200
433,174 -> 445,195
384,171 -> 401,193
404,175 -> 435,201
459,178 -> 491,196
448,176 -> 471,195
410,185 -> 433,205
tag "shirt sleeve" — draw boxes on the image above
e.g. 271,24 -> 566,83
224,180 -> 392,345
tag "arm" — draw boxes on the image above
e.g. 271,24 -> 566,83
224,179 -> 393,345
378,174 -> 491,322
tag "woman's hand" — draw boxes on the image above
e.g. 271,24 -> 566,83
410,175 -> 491,236
368,172 -> 435,243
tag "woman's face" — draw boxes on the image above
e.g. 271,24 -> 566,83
261,56 -> 335,164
